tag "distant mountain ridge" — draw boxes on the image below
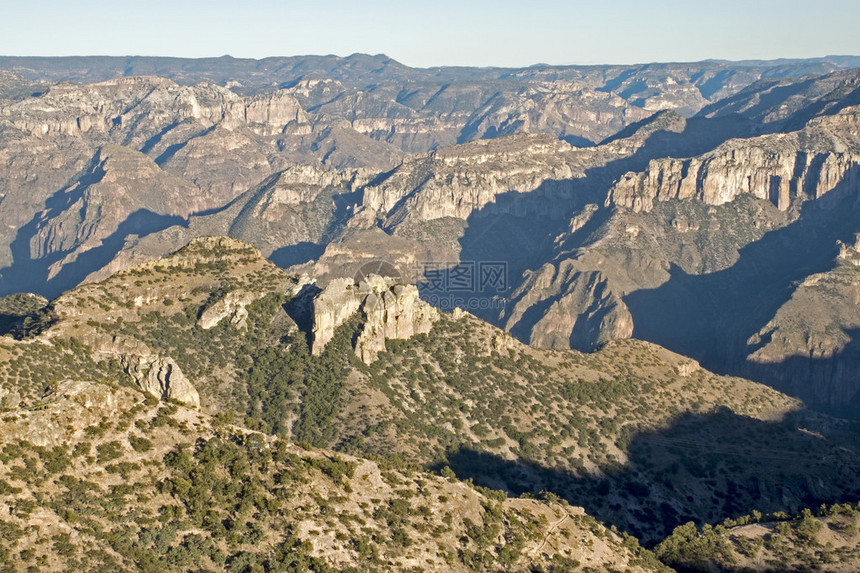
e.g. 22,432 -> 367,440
2,53 -> 859,88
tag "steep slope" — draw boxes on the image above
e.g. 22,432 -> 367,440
4,144 -> 207,298
745,234 -> 860,416
73,163 -> 371,285
699,68 -> 860,131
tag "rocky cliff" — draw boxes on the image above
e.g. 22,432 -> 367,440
745,235 -> 860,413
120,353 -> 200,407
51,330 -> 202,408
198,289 -> 258,330
503,262 -> 634,351
608,126 -> 860,213
31,144 -> 205,260
311,275 -> 439,363
0,76 -> 309,141
357,133 -> 602,230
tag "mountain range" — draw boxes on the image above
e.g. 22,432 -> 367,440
0,53 -> 859,571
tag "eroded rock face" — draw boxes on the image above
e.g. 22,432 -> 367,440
311,275 -> 438,363
358,134 -> 589,230
0,77 -> 309,141
311,277 -> 364,354
198,290 -> 258,330
505,264 -> 634,352
608,131 -> 860,213
29,144 -> 206,270
120,354 -> 200,408
77,331 -> 201,408
355,279 -> 439,363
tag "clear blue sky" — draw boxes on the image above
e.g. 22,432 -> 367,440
3,0 -> 858,67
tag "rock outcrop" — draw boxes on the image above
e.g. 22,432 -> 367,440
838,233 -> 860,266
74,331 -> 201,408
198,290 -> 258,330
311,275 -> 438,363
310,278 -> 364,354
608,116 -> 860,213
354,279 -> 439,363
121,354 -> 200,408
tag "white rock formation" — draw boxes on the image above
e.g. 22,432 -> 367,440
121,354 -> 200,408
608,146 -> 860,213
311,275 -> 439,363
198,290 -> 258,330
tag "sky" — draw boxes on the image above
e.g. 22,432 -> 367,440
2,0 -> 858,68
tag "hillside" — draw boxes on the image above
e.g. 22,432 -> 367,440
4,237 -> 856,550
0,379 -> 663,571
656,503 -> 860,572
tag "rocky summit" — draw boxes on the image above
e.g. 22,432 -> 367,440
1,54 -> 860,571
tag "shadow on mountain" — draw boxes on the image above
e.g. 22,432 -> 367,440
154,124 -> 215,166
696,69 -> 860,132
443,113 -> 762,325
623,172 -> 860,415
269,242 -> 326,268
0,208 -> 186,299
437,407 -> 860,545
600,114 -> 756,169
283,283 -> 321,348
561,134 -> 595,147
697,76 -> 819,122
416,178 -> 600,323
746,329 -> 860,419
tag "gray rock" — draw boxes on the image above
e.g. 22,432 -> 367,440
311,274 -> 439,363
121,354 -> 200,408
